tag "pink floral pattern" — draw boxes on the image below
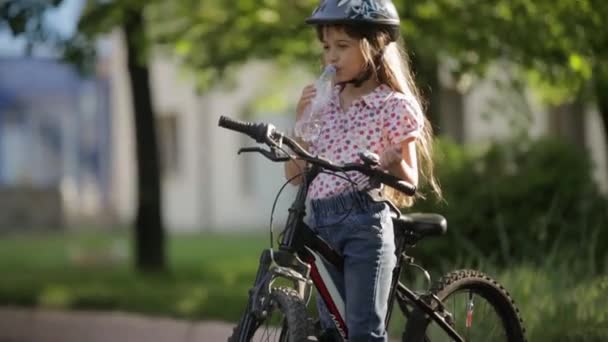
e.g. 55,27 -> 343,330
307,83 -> 424,199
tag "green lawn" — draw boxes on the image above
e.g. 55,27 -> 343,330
0,231 -> 606,340
0,231 -> 268,321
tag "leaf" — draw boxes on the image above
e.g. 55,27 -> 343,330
78,2 -> 124,36
568,53 -> 592,78
174,40 -> 191,56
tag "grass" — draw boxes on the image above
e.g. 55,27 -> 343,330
0,231 -> 606,340
501,263 -> 608,341
0,231 -> 269,321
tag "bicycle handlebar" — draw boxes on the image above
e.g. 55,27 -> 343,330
218,115 -> 416,196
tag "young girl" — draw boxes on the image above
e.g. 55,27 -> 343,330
285,0 -> 441,340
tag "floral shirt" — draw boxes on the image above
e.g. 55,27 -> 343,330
307,83 -> 424,200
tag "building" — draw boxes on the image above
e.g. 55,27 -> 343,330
0,57 -> 112,230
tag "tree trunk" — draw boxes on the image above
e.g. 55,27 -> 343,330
123,10 -> 166,272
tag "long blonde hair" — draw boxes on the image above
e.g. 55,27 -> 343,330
317,25 -> 442,207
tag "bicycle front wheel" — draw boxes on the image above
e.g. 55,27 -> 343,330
403,269 -> 526,342
228,287 -> 314,342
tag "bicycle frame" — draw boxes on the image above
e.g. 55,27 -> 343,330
245,164 -> 465,342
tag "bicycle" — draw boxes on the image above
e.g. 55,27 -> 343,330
218,116 -> 526,342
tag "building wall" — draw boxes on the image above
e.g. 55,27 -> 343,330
109,31 -> 206,231
108,31 -> 136,227
194,64 -> 299,231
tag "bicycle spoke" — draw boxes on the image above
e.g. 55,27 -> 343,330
466,290 -> 473,341
422,289 -> 509,341
250,305 -> 286,342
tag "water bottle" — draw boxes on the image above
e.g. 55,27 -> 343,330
294,64 -> 336,142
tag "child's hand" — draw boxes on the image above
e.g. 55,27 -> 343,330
296,84 -> 316,121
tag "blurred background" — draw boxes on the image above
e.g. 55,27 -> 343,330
0,0 -> 607,341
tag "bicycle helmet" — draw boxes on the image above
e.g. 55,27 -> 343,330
306,0 -> 401,42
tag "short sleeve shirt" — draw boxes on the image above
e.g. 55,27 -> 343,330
307,84 -> 424,200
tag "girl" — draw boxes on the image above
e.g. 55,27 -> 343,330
285,0 -> 441,340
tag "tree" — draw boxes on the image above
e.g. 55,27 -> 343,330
0,0 -> 63,51
396,0 -> 608,169
145,0 -> 319,89
78,1 -> 166,272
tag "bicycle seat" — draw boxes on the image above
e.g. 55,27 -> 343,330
391,212 -> 447,240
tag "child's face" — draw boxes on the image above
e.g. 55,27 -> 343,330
321,26 -> 366,84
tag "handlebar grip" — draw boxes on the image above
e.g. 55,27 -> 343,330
374,172 -> 416,196
218,116 -> 252,134
218,116 -> 268,143
392,180 -> 417,196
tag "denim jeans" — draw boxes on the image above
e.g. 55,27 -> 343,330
308,191 -> 397,342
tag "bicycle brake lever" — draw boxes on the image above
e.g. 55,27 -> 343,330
238,147 -> 291,162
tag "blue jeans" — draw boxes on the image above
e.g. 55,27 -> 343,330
308,191 -> 397,342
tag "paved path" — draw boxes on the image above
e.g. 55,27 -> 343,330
0,307 -> 234,342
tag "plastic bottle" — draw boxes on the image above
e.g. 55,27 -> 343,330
294,64 -> 336,142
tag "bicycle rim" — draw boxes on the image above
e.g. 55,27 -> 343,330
231,287 -> 314,342
403,269 -> 526,342
425,287 -> 509,341
249,308 -> 289,342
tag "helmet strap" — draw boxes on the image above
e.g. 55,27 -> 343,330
337,65 -> 373,88
336,50 -> 384,88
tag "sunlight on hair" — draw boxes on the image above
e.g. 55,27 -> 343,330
380,42 -> 442,207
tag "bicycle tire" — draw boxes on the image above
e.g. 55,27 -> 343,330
402,269 -> 526,342
228,287 -> 315,342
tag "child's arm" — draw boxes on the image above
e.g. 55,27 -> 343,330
380,139 -> 419,187
380,94 -> 423,187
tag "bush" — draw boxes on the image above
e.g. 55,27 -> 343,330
411,137 -> 608,272
494,260 -> 608,341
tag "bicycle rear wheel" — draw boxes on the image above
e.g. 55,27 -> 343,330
403,269 -> 526,342
228,287 -> 314,342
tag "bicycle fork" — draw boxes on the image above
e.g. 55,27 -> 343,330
247,250 -> 274,320
246,249 -> 313,320
232,250 -> 274,342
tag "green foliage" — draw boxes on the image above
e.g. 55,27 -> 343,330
399,0 -> 608,99
6,0 -> 606,106
146,0 -> 319,90
412,137 -> 608,269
